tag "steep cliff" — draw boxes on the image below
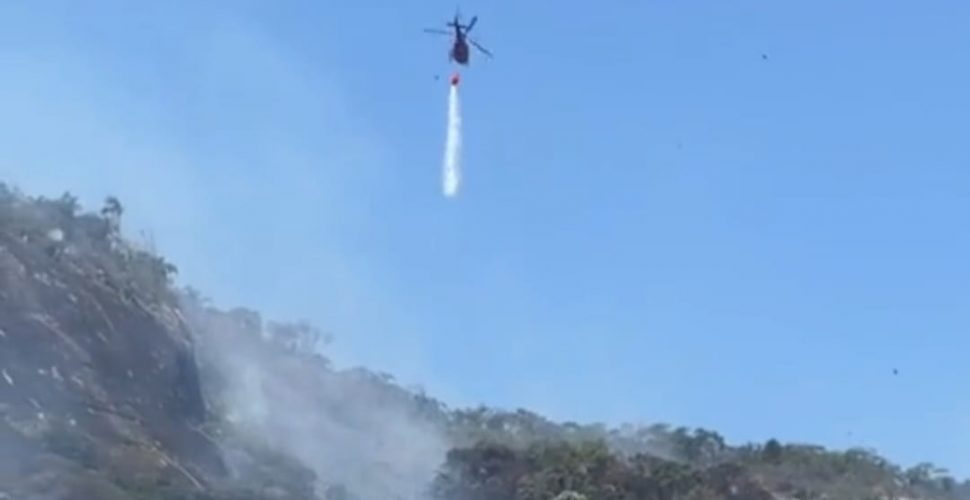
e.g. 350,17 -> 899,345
0,187 -> 228,498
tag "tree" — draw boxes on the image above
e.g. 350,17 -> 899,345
266,320 -> 329,355
685,428 -> 726,466
905,462 -> 936,486
101,196 -> 123,236
55,191 -> 80,219
101,195 -> 123,217
763,439 -> 783,464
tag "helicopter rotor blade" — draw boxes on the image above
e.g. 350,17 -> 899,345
423,28 -> 451,35
465,16 -> 478,33
469,38 -> 492,57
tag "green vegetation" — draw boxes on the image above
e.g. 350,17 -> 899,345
0,183 -> 966,500
182,292 -> 970,500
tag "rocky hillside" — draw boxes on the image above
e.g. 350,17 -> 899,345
0,186 -> 314,499
0,182 -> 966,500
0,187 -> 223,498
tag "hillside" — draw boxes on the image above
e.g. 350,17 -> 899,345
0,182 -> 966,500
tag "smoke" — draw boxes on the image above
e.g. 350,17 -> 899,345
442,82 -> 462,198
184,303 -> 450,500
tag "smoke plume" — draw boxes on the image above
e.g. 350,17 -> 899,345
183,303 -> 450,499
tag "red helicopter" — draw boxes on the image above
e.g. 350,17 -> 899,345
423,11 -> 493,78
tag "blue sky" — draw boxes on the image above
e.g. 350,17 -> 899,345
1,0 -> 968,476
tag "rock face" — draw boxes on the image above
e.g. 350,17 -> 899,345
0,187 -> 426,500
0,189 -> 223,498
1,185 -> 967,500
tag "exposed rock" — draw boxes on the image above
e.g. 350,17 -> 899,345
0,188 -> 223,497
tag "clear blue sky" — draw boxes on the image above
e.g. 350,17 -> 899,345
0,0 -> 968,476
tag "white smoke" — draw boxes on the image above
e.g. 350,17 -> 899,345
442,82 -> 461,198
183,305 -> 451,500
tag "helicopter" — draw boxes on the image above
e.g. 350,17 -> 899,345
423,11 -> 493,66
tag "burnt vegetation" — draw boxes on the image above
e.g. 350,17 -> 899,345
0,182 -> 966,499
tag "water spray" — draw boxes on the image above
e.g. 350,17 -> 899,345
442,72 -> 462,198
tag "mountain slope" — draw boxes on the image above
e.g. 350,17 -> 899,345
0,186 -> 315,499
0,182 -> 966,500
0,187 -> 225,498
